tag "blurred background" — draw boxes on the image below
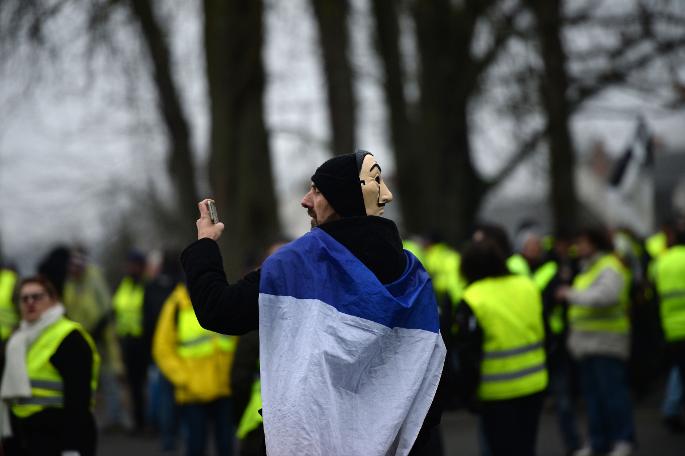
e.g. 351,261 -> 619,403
2,1 -> 685,455
1,0 -> 684,278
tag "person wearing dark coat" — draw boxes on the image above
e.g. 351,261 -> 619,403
1,276 -> 98,456
181,151 -> 445,455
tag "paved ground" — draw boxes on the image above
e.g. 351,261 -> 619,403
99,393 -> 685,456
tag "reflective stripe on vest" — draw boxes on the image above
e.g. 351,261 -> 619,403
237,379 -> 263,439
463,275 -> 548,401
113,277 -> 145,337
655,246 -> 685,342
12,317 -> 100,418
0,270 -> 18,340
14,396 -> 64,406
568,254 -> 630,335
177,306 -> 236,358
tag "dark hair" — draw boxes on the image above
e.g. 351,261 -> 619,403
472,223 -> 513,257
460,239 -> 510,284
37,245 -> 71,298
19,275 -> 59,301
674,218 -> 685,246
578,226 -> 614,252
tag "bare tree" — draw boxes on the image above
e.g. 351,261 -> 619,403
527,0 -> 579,233
204,0 -> 280,277
372,0 -> 685,242
128,0 -> 199,243
0,0 -> 199,246
310,0 -> 357,156
371,0 -> 421,235
373,0 -> 526,243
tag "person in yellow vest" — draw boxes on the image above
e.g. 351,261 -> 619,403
654,221 -> 685,398
649,219 -> 685,432
472,222 -> 532,276
0,267 -> 19,344
423,235 -> 465,339
531,232 -> 582,455
646,226 -> 669,260
556,227 -> 635,456
0,276 -> 99,456
113,250 -> 148,433
63,248 -> 127,431
454,239 -> 547,456
153,283 -> 237,456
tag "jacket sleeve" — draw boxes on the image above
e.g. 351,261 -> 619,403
180,238 -> 260,335
566,268 -> 624,308
152,293 -> 190,388
50,330 -> 94,452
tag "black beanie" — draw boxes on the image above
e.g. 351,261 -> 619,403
311,152 -> 367,217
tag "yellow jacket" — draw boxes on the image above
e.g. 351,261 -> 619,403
153,284 -> 236,404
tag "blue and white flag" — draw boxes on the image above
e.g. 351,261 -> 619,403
258,228 -> 446,456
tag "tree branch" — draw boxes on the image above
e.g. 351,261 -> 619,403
569,35 -> 685,110
472,7 -> 524,80
484,126 -> 545,191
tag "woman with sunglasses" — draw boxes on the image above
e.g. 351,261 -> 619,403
0,276 -> 100,456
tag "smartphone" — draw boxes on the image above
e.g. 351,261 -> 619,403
207,200 -> 219,224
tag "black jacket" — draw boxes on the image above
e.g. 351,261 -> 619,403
181,216 -> 444,453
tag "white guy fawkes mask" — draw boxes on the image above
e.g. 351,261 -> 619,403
359,154 -> 393,216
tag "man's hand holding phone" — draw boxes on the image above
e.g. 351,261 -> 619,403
196,198 -> 225,241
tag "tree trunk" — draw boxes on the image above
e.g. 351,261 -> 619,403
310,0 -> 356,156
204,0 -> 280,278
411,0 -> 486,244
370,0 -> 424,235
529,0 -> 579,234
128,0 -> 198,244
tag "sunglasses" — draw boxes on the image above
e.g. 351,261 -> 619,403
19,292 -> 47,304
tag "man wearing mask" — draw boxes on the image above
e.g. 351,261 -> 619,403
181,150 -> 446,456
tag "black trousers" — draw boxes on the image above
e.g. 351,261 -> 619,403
480,391 -> 545,456
4,410 -> 96,456
120,336 -> 149,431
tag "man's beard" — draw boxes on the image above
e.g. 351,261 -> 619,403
308,210 -> 318,228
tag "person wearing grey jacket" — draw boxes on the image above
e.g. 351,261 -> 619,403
556,227 -> 636,456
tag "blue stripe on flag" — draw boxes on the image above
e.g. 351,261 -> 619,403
260,228 -> 439,333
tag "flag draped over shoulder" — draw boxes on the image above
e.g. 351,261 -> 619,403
258,228 -> 446,456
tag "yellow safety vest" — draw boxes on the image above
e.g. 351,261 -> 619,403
463,275 -> 548,401
12,317 -> 100,418
113,277 -> 145,337
237,379 -> 263,439
402,240 -> 426,266
568,254 -> 630,335
655,246 -> 685,342
177,306 -> 237,359
646,232 -> 668,259
507,254 -> 531,276
0,269 -> 18,341
424,243 -> 465,305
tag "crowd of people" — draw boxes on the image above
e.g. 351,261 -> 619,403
0,149 -> 682,456
406,216 -> 685,456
